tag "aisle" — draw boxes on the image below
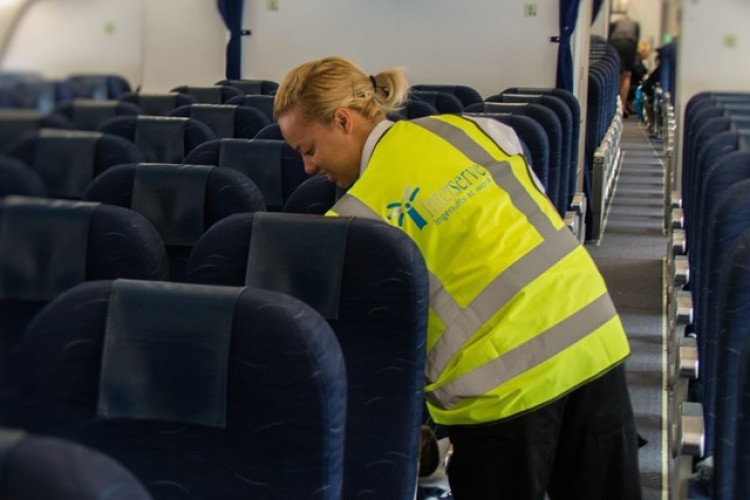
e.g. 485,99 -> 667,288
585,118 -> 668,500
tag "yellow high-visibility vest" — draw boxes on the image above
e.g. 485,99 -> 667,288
329,115 -> 630,425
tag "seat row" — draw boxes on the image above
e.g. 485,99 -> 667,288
0,202 -> 430,499
666,91 -> 750,499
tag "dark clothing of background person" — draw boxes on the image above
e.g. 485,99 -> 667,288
609,16 -> 641,116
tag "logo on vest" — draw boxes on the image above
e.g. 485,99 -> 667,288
387,186 -> 428,230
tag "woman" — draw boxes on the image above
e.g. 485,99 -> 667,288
274,56 -> 641,500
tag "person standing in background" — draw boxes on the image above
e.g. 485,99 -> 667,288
609,13 -> 641,117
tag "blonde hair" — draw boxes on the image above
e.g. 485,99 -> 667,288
274,56 -> 409,123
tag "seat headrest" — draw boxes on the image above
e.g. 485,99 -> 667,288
246,212 -> 351,319
134,116 -> 187,163
188,104 -> 237,138
33,129 -> 102,198
132,163 -> 213,246
98,279 -> 242,428
219,139 -> 284,207
0,196 -> 98,301
69,99 -> 120,130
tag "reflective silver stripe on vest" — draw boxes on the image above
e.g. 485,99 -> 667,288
425,293 -> 618,410
331,193 -> 381,220
427,225 -> 579,381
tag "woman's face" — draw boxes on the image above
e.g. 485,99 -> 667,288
279,108 -> 363,188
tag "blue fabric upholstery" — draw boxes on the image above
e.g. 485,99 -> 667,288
0,429 -> 152,500
733,314 -> 750,500
5,129 -> 143,199
0,196 -> 168,413
186,212 -> 428,499
683,106 -> 750,222
55,99 -> 143,131
700,183 -> 750,476
0,110 -> 75,153
170,85 -> 243,104
254,122 -> 283,140
281,174 -> 342,214
215,78 -> 279,95
66,74 -> 132,100
410,91 -> 463,114
687,141 -> 750,307
502,87 -> 581,199
184,138 -> 311,211
119,92 -> 197,116
4,280 -> 347,499
2,80 -> 75,114
710,229 -> 750,499
169,103 -> 270,139
225,94 -> 275,121
583,36 -> 620,238
492,92 -> 574,208
394,99 -> 439,120
83,163 -> 265,281
465,101 -> 564,215
410,84 -> 483,107
97,116 -> 216,163
689,154 -> 750,454
0,155 -> 47,197
462,112 -> 550,192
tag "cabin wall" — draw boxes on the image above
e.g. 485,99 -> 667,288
2,0 -> 226,92
241,0 -> 561,98
3,0 -> 144,85
3,1 -> 569,98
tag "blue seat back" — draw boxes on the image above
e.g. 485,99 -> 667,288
184,138 -> 311,211
186,212 -> 428,500
710,229 -> 750,499
733,317 -> 750,500
0,110 -> 74,152
0,155 -> 47,197
698,181 -> 750,463
254,122 -> 283,140
97,116 -> 216,163
462,112 -> 550,191
4,279 -> 347,500
281,174 -> 343,214
465,101 -> 564,214
215,78 -> 279,95
170,85 -> 243,104
0,429 -> 152,500
66,74 -> 132,100
502,87 -> 581,196
169,103 -> 270,139
119,92 -> 197,116
83,163 -> 265,281
54,99 -> 143,131
410,84 -> 482,107
0,195 -> 168,386
410,90 -> 463,114
6,129 -> 143,199
493,93 -> 574,209
2,80 -> 75,113
225,94 -> 275,121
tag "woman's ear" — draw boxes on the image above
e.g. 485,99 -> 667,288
334,108 -> 351,133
